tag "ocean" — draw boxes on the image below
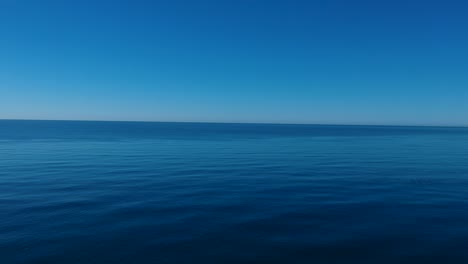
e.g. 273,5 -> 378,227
1,120 -> 468,263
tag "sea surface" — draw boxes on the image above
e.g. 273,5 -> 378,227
1,120 -> 468,264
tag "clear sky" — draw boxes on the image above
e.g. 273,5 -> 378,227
1,0 -> 467,126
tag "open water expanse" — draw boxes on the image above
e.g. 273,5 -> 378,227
1,120 -> 468,263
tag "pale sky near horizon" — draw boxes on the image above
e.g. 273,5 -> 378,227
1,0 -> 467,126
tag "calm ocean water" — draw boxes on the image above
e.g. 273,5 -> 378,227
1,120 -> 468,264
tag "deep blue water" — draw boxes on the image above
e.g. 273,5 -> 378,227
1,120 -> 468,264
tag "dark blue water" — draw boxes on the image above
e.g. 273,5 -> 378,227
1,120 -> 468,264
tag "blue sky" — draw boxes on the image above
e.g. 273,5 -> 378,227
1,0 -> 467,125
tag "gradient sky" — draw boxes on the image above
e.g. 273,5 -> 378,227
1,0 -> 467,125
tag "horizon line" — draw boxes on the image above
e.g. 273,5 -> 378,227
1,118 -> 467,129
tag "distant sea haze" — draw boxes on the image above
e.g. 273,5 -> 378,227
1,120 -> 468,263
